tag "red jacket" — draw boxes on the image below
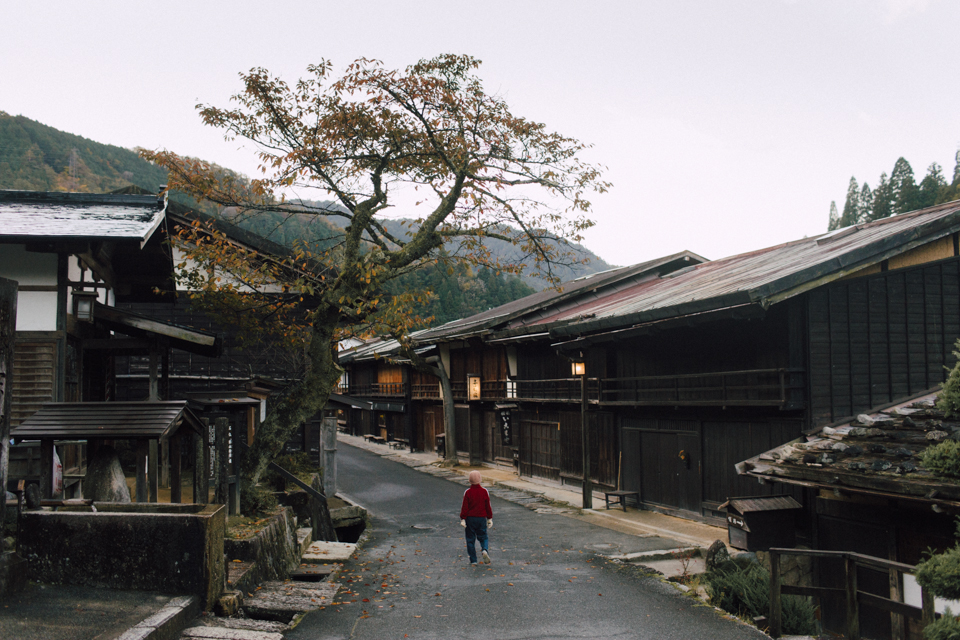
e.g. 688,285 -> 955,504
460,484 -> 492,519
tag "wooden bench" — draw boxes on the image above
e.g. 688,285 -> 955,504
603,490 -> 640,512
389,437 -> 410,450
363,434 -> 386,445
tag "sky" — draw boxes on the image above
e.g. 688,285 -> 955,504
2,0 -> 958,267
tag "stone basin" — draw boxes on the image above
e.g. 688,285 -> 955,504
18,502 -> 225,609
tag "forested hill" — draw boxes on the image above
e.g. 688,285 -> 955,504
0,113 -> 615,324
0,112 -> 168,192
828,151 -> 960,230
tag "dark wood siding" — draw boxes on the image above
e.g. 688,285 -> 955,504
700,418 -> 804,514
12,334 -> 58,426
518,414 -> 560,480
808,257 -> 960,425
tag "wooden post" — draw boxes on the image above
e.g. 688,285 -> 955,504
148,439 -> 159,502
580,373 -> 592,509
136,439 -> 149,503
170,435 -> 182,503
768,549 -> 782,638
40,438 -> 54,499
193,419 -> 210,504
845,556 -> 860,640
889,531 -> 904,640
0,277 -> 16,533
160,438 -> 170,489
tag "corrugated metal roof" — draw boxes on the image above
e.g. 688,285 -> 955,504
551,201 -> 960,342
410,250 -> 706,343
0,190 -> 167,247
11,401 -> 202,440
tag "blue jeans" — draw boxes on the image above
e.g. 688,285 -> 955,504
464,516 -> 488,563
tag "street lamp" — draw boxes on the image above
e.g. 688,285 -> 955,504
572,359 -> 592,509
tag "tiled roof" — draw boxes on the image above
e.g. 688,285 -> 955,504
0,190 -> 166,246
741,391 -> 960,508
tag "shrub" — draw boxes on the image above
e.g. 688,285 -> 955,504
919,441 -> 960,479
705,558 -> 817,635
240,482 -> 278,515
924,610 -> 960,640
916,545 -> 960,601
937,339 -> 960,418
263,452 -> 320,490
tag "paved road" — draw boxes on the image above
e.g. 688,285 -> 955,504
288,443 -> 764,640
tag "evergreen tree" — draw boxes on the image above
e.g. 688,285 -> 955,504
890,157 -> 919,214
954,148 -> 960,185
857,182 -> 872,224
918,162 -> 947,209
827,201 -> 840,231
840,177 -> 859,227
872,172 -> 893,221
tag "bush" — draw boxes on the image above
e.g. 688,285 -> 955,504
925,610 -> 960,640
263,452 -> 320,490
705,558 -> 817,635
917,545 -> 960,601
937,340 -> 960,418
240,482 -> 278,515
920,441 -> 960,479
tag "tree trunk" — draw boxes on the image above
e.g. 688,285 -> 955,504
239,307 -> 342,492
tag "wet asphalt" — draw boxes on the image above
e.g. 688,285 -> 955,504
287,443 -> 765,640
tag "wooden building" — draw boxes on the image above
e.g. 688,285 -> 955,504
375,200 -> 960,527
0,189 -> 221,499
741,392 -> 959,640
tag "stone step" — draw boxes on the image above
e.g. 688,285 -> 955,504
296,527 -> 313,556
301,540 -> 356,562
180,625 -> 283,639
242,581 -> 340,624
289,563 -> 335,582
194,617 -> 288,634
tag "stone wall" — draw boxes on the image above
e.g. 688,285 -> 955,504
19,503 -> 225,608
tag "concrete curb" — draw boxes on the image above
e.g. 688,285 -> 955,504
115,595 -> 200,640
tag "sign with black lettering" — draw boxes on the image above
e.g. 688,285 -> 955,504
499,408 -> 512,446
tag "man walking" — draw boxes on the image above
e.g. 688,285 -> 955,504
459,470 -> 493,565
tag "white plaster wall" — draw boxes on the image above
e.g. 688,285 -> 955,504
16,291 -> 58,330
0,245 -> 57,285
0,246 -> 58,330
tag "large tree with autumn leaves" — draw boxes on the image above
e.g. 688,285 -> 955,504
142,55 -> 608,507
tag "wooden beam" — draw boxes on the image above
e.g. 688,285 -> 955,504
148,439 -> 158,502
136,439 -> 148,503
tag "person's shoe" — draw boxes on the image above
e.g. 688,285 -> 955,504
482,550 -> 491,564
470,561 -> 478,566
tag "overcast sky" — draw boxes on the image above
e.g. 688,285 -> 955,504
3,1 -> 958,266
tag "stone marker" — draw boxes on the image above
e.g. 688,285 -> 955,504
705,539 -> 731,570
83,445 -> 131,502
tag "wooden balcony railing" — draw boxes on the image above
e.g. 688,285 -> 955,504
768,547 -> 936,639
514,378 -> 599,402
339,382 -> 406,398
411,383 -> 441,399
340,368 -> 804,408
599,368 -> 803,407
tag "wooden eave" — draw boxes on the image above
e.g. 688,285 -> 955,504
93,302 -> 222,357
11,401 -> 204,441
